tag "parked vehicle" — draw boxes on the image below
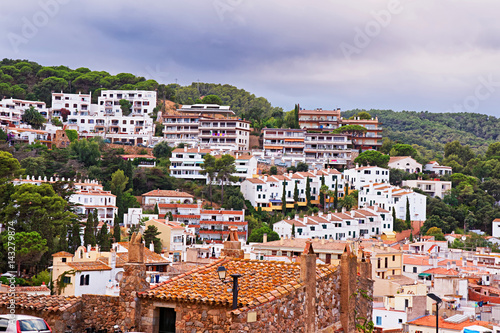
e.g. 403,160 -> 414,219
0,314 -> 52,332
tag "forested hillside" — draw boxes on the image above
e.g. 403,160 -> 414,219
343,109 -> 500,154
0,59 -> 281,118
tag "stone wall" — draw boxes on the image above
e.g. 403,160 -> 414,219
10,306 -> 82,333
81,295 -> 121,331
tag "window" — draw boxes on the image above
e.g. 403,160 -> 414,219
392,255 -> 395,261
398,319 -> 403,324
413,267 -> 417,273
62,258 -> 66,262
376,316 -> 382,326
63,276 -> 71,284
385,257 -> 388,268
403,265 -> 405,272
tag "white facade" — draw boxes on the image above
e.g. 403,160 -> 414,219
0,98 -> 47,119
424,161 -> 453,175
402,179 -> 452,199
359,182 -> 427,221
493,219 -> 500,239
122,208 -> 159,228
373,307 -> 407,330
199,118 -> 251,151
51,92 -> 92,119
71,189 -> 117,225
273,206 -> 392,241
343,166 -> 390,190
162,115 -> 200,147
388,156 -> 423,173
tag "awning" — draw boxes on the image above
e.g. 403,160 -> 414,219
418,273 -> 431,278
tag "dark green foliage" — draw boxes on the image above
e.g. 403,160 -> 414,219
248,226 -> 280,243
320,175 -> 325,208
113,214 -> 121,242
97,222 -> 111,251
293,181 -> 299,211
83,211 -> 96,246
282,179 -> 287,214
269,166 -> 278,175
152,141 -> 172,159
65,129 -> 78,142
68,220 -> 81,253
21,106 -> 45,129
143,225 -> 162,253
201,94 -> 222,104
306,177 -> 311,207
390,144 -> 417,158
119,99 -> 132,116
355,151 -> 390,168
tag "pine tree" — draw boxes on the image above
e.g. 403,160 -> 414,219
83,211 -> 96,246
113,214 -> 121,243
144,225 -> 162,253
281,179 -> 287,215
305,177 -> 311,207
333,178 -> 339,212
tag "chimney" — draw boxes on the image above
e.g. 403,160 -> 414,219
263,233 -> 268,243
318,211 -> 323,217
342,207 -> 346,214
321,238 -> 325,245
327,213 -> 332,220
350,211 -> 354,218
280,237 -> 284,245
300,240 -> 316,333
304,216 -> 308,224
220,227 -> 244,258
149,242 -> 154,252
184,146 -> 187,152
197,146 -> 200,152
87,244 -> 91,253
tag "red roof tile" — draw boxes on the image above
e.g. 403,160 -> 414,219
409,316 -> 490,330
142,189 -> 193,198
0,293 -> 79,312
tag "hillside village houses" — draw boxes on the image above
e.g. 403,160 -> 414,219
424,160 -> 453,175
388,156 -> 423,173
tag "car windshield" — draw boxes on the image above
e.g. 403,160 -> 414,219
19,319 -> 49,332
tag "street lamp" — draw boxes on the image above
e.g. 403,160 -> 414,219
217,266 -> 242,310
427,293 -> 442,333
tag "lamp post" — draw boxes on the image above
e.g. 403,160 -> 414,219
217,266 -> 242,310
427,293 -> 442,333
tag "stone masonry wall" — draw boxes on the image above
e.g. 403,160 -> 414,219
8,306 -> 82,333
81,294 -> 121,331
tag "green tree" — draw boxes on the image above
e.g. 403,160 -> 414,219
390,144 -> 418,158
97,222 -> 111,251
153,203 -> 159,215
0,151 -> 22,182
113,214 -> 121,242
152,141 -> 173,159
291,223 -> 296,238
69,139 -> 101,167
305,177 -> 311,207
65,129 -> 78,142
31,270 -> 51,286
340,194 -> 356,211
320,185 -> 329,213
93,208 -> 99,239
248,226 -> 280,243
354,151 -> 390,168
215,154 -> 237,206
200,154 -> 217,206
333,179 -> 339,211
21,106 -> 45,129
269,166 -> 278,175
201,94 -> 222,104
143,225 -> 162,253
296,162 -> 308,172
320,175 -> 326,208
2,231 -> 48,275
405,197 -> 411,230
425,227 -> 446,241
83,211 -> 96,246
282,179 -> 287,214
68,220 -> 81,253
119,99 -> 132,116
110,169 -> 129,194
293,181 -> 299,211
294,104 -> 299,129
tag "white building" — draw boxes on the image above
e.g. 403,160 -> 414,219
122,208 -> 159,228
273,206 -> 392,241
358,182 -> 427,221
141,189 -> 194,206
199,118 -> 251,151
0,98 -> 47,119
388,156 -> 423,173
424,161 -> 453,175
162,115 -> 200,147
343,165 -> 390,190
402,179 -> 452,199
492,219 -> 500,239
51,92 -> 93,119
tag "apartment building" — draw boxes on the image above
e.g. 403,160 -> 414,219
341,116 -> 382,150
169,147 -> 257,182
343,165 -> 390,190
0,97 -> 47,118
162,115 -> 200,147
273,206 -> 392,240
97,90 -> 156,116
6,127 -> 53,148
298,108 -> 341,130
198,118 -> 251,151
402,179 -> 452,199
262,128 -> 305,155
358,182 -> 427,221
241,169 -> 347,211
199,209 -> 247,242
13,176 -> 117,225
304,133 -> 352,168
51,92 -> 93,119
365,245 -> 403,279
388,156 -> 423,174
424,161 -> 453,175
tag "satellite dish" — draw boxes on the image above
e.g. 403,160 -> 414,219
115,271 -> 123,283
461,236 -> 466,241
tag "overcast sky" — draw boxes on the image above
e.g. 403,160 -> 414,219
2,0 -> 500,116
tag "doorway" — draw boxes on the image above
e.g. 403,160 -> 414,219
158,307 -> 176,333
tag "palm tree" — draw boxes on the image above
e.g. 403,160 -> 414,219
320,185 -> 329,213
341,195 -> 356,211
327,190 -> 335,211
200,154 -> 216,206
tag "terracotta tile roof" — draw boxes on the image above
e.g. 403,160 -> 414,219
140,257 -> 336,309
494,218 -> 500,222
408,316 -> 490,330
67,261 -> 111,271
388,156 -> 413,163
403,255 -> 430,265
244,178 -> 266,184
0,293 -> 80,312
201,210 -> 244,215
142,189 -> 193,198
52,251 -> 73,257
116,242 -> 170,266
255,239 -> 347,252
120,154 -> 156,159
423,267 -> 459,276
279,219 -> 306,227
149,219 -> 184,229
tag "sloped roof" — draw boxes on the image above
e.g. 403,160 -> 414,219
142,189 -> 193,198
423,267 -> 459,276
243,178 -> 266,184
408,316 -> 490,330
0,293 -> 80,312
67,261 -> 111,271
255,238 -> 347,251
140,257 -> 336,309
52,251 -> 73,257
116,242 -> 170,266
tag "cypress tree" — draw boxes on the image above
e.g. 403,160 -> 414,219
98,222 -> 111,251
69,220 -> 81,252
291,223 -> 296,238
83,211 -> 95,246
93,208 -> 99,241
113,214 -> 121,243
293,181 -> 299,211
153,203 -> 159,215
405,197 -> 411,229
281,179 -> 287,215
333,178 -> 339,211
320,175 -> 325,208
305,177 -> 311,207
294,104 -> 299,129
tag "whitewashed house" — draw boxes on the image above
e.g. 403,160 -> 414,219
388,156 -> 422,174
